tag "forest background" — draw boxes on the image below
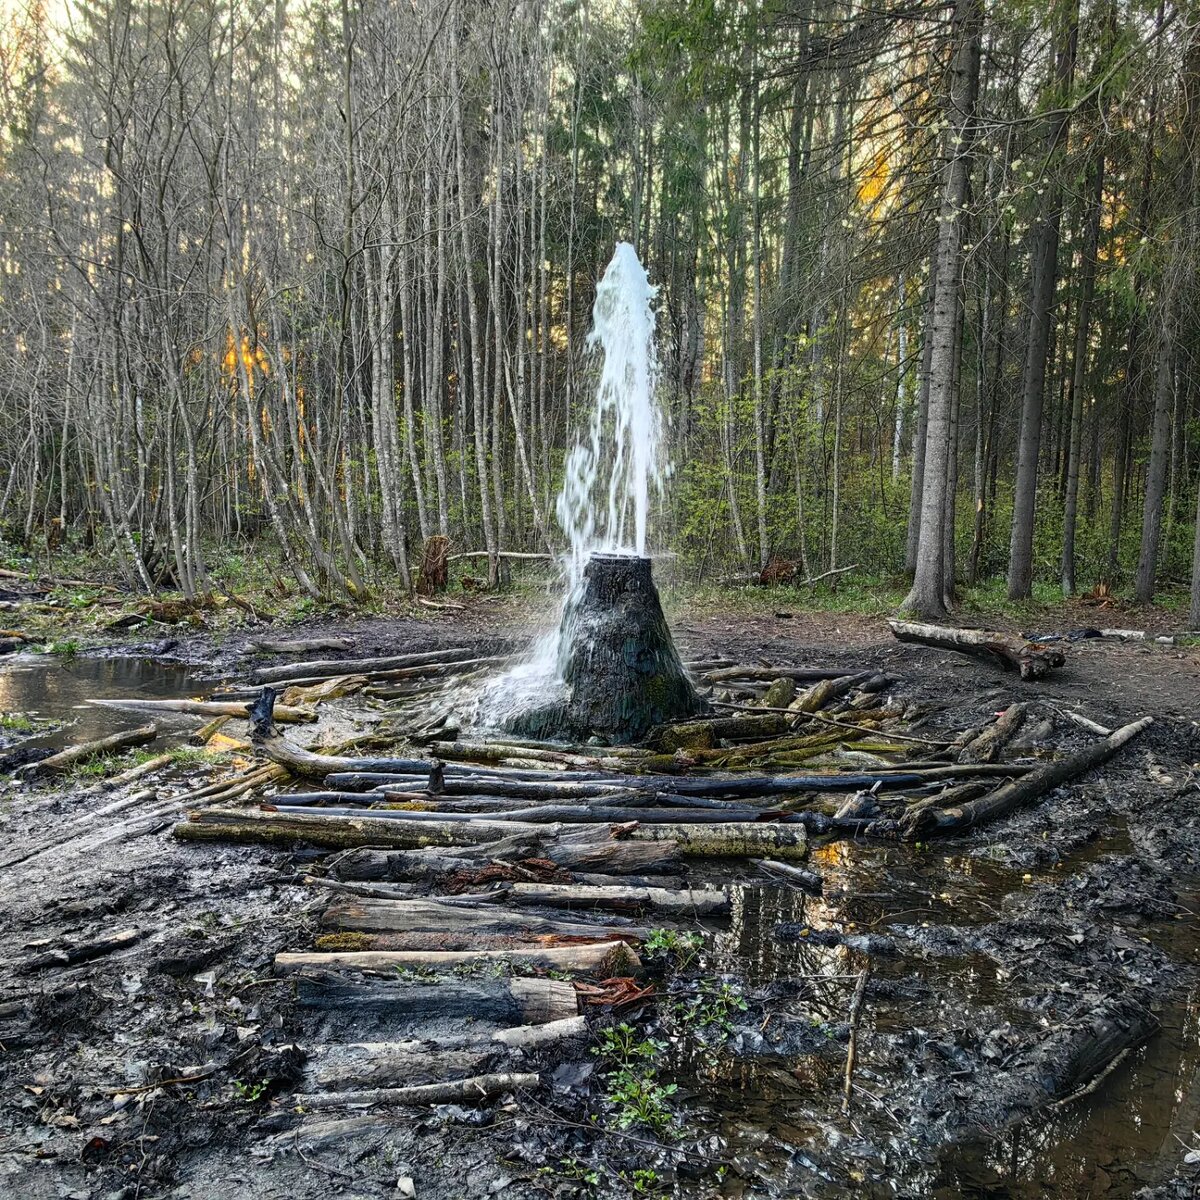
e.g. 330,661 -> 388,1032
1,0 -> 1198,624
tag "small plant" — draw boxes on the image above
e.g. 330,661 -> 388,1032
537,1156 -> 601,1191
643,928 -> 704,969
671,980 -> 748,1039
46,639 -> 79,660
620,1167 -> 665,1197
232,1078 -> 269,1103
593,1023 -> 676,1138
0,712 -> 35,733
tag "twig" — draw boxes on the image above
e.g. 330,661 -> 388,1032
842,966 -> 871,1116
1051,1047 -> 1130,1109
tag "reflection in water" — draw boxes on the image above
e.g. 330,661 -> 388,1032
0,654 -> 204,748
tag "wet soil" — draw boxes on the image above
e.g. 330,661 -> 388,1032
1,599 -> 1198,1199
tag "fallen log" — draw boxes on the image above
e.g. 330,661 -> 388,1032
328,836 -> 680,881
20,927 -> 141,971
753,858 -> 824,895
20,724 -> 158,777
273,803 -> 800,826
281,940 -> 639,976
900,716 -> 1153,838
86,697 -> 314,723
505,882 -> 728,916
699,665 -> 853,684
101,752 -> 174,790
623,822 -> 808,861
247,636 -> 353,654
295,974 -> 579,1023
175,809 -> 550,850
321,897 -> 648,939
308,1045 -> 497,1090
957,703 -> 1027,764
292,1072 -> 539,1111
252,647 -> 483,684
887,620 -> 1066,681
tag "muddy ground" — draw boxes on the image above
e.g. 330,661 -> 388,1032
1,598 -> 1198,1199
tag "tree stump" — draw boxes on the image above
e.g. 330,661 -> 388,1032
506,553 -> 705,744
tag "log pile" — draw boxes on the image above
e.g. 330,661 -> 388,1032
158,644 -> 1152,1123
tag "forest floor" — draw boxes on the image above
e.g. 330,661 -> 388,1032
0,592 -> 1199,1199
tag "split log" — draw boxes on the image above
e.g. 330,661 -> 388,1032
957,703 -> 1027,764
247,636 -> 353,654
295,974 -> 579,1023
293,1072 -> 539,1110
321,896 -> 648,940
753,859 -> 824,895
900,716 -> 1152,838
85,697 -> 315,723
281,940 -> 639,976
20,724 -> 158,777
252,647 -> 482,684
887,620 -> 1066,681
505,882 -> 728,916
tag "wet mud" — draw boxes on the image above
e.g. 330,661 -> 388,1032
1,611 -> 1198,1199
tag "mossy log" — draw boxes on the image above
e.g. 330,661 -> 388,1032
20,723 -> 158,777
504,553 -> 705,744
656,714 -> 789,752
623,821 -> 808,860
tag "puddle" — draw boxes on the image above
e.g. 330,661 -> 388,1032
0,654 -> 207,748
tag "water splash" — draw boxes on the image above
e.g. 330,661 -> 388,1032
557,241 -> 664,587
475,242 -> 667,730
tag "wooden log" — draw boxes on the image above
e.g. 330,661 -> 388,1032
320,897 -> 649,940
272,803 -> 800,826
309,1046 -> 497,1091
656,714 -> 790,752
887,619 -> 1066,680
189,715 -> 230,745
293,1072 -> 539,1110
505,882 -> 728,916
900,716 -> 1153,838
252,647 -> 481,684
624,822 -> 808,860
85,697 -> 314,723
753,859 -> 824,895
100,752 -> 174,790
295,974 -> 579,1023
20,724 -> 158,777
247,636 -> 354,654
791,673 -> 874,714
175,809 -> 549,850
328,836 -> 681,882
281,940 -> 639,976
20,927 -> 141,971
957,703 -> 1027,764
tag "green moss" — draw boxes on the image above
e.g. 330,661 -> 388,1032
314,932 -> 375,951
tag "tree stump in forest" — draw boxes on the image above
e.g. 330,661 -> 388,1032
506,553 -> 706,744
417,535 -> 450,595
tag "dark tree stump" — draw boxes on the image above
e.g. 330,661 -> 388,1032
506,553 -> 706,744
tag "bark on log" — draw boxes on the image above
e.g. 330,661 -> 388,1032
281,940 -> 639,976
20,724 -> 158,777
900,716 -> 1152,838
247,637 -> 354,654
252,647 -> 482,683
20,927 -> 141,971
320,897 -> 649,940
624,822 -> 808,860
505,882 -> 728,916
295,974 -> 579,1023
957,703 -> 1027,763
293,1072 -> 539,1110
753,859 -> 824,895
699,665 -> 852,684
273,803 -> 802,826
100,752 -> 174,790
86,697 -> 314,723
887,620 -> 1066,680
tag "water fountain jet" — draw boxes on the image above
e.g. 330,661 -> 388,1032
486,243 -> 705,744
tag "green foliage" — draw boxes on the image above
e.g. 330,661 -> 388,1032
592,1023 -> 677,1137
643,928 -> 704,969
232,1079 -> 269,1103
